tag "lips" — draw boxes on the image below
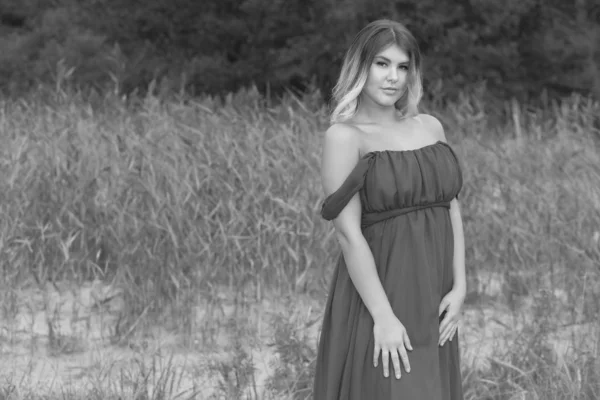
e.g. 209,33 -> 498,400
382,88 -> 399,94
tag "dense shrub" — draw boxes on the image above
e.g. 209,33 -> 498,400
0,1 -> 599,103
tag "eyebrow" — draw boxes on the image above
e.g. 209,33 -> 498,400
375,56 -> 409,64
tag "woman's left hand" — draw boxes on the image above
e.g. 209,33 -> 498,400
438,288 -> 466,346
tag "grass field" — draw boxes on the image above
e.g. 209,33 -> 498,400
0,84 -> 598,399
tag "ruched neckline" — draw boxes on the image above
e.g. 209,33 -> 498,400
320,139 -> 462,223
360,140 -> 446,159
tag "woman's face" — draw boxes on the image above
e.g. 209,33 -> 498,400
360,44 -> 409,109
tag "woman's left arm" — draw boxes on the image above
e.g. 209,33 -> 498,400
437,197 -> 467,346
419,114 -> 467,344
449,198 -> 466,294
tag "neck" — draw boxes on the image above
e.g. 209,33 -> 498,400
354,95 -> 404,125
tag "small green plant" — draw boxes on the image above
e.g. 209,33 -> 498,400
265,310 -> 317,400
205,331 -> 258,400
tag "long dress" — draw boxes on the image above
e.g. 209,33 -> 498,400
313,140 -> 464,400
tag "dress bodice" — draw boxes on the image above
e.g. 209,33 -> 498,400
320,141 -> 463,228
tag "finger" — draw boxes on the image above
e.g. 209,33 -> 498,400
450,324 -> 458,342
438,313 -> 452,335
399,346 -> 411,373
439,311 -> 458,333
443,320 -> 456,337
382,349 -> 390,377
440,322 -> 457,346
439,323 -> 451,345
403,330 -> 413,351
391,350 -> 401,379
438,298 -> 449,316
373,343 -> 380,367
441,321 -> 455,343
450,325 -> 459,341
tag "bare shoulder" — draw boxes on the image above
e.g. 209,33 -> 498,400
320,123 -> 362,194
415,113 -> 447,142
323,122 -> 362,149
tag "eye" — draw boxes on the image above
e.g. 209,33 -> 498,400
399,65 -> 409,71
376,61 -> 387,67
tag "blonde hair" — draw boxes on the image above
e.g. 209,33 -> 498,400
330,19 -> 423,124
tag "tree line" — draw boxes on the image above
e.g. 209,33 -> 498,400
0,0 -> 599,104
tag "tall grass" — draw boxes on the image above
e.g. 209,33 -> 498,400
0,83 -> 598,398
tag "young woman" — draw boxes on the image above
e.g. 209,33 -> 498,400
314,19 -> 466,399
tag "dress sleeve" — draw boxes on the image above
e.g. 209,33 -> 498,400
320,155 -> 374,221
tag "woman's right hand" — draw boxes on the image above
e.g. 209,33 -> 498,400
373,316 -> 412,379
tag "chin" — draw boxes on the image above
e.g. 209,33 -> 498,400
379,98 -> 399,107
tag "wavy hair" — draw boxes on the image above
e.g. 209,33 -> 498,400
330,19 -> 423,124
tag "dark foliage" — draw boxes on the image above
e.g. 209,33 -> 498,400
0,0 -> 598,104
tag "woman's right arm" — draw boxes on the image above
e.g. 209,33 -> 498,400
320,124 -> 412,379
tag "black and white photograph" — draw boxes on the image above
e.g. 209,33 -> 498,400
0,1 -> 599,399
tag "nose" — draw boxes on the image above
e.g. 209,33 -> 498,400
387,68 -> 398,82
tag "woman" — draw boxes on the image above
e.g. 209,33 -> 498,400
314,19 -> 466,399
